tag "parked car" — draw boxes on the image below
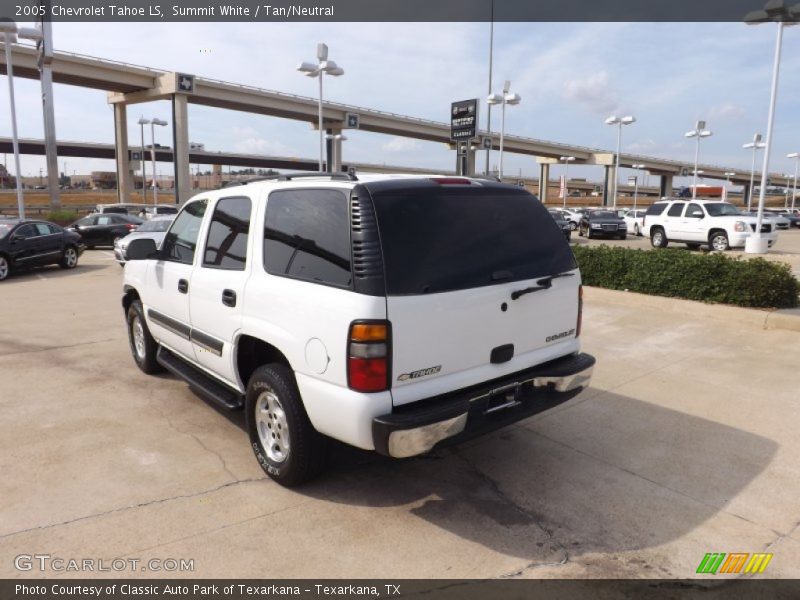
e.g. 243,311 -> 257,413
547,209 -> 573,241
760,210 -> 792,230
92,203 -> 148,215
559,208 -> 583,231
137,205 -> 180,220
67,214 -> 142,248
0,219 -> 84,281
623,209 -> 647,236
578,210 -> 628,239
114,216 -> 174,265
121,173 -> 595,486
643,199 -> 777,251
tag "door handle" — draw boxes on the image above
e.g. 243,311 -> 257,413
221,289 -> 237,307
178,279 -> 188,294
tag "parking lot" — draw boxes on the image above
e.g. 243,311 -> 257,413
1,248 -> 799,579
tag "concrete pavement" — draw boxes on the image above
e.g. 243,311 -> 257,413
0,250 -> 798,579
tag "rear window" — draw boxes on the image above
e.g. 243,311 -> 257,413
370,186 -> 576,295
646,203 -> 667,216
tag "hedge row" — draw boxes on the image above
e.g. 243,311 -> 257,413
46,210 -> 78,226
572,245 -> 799,309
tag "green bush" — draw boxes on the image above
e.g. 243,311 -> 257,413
45,210 -> 78,226
572,245 -> 799,309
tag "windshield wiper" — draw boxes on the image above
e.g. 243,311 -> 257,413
510,272 -> 575,301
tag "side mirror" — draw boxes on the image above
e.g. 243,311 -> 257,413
126,238 -> 158,260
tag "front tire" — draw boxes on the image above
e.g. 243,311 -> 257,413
59,246 -> 79,269
246,364 -> 327,487
569,221 -> 578,231
127,299 -> 163,374
710,231 -> 730,251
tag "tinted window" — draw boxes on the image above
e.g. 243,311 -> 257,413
15,225 -> 37,238
591,211 -> 616,219
706,202 -> 740,217
667,203 -> 686,217
646,203 -> 667,216
263,189 -> 351,287
157,206 -> 178,214
97,215 -> 114,226
686,203 -> 704,218
371,186 -> 576,295
76,216 -> 96,226
34,223 -> 52,236
161,200 -> 208,264
203,196 -> 252,270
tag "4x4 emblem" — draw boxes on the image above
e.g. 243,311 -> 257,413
398,366 -> 441,381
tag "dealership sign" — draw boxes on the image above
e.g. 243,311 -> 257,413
451,99 -> 478,141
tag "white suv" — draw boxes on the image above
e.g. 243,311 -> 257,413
121,173 -> 594,486
643,199 -> 778,251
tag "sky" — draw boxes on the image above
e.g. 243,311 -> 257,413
1,21 -> 800,188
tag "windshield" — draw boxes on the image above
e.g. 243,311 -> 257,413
137,219 -> 173,233
591,211 -> 617,219
705,203 -> 740,217
371,186 -> 576,295
0,222 -> 17,239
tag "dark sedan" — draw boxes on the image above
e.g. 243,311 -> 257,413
0,219 -> 84,281
578,210 -> 628,239
547,209 -> 573,241
67,213 -> 143,248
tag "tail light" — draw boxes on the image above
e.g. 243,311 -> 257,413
576,285 -> 583,338
125,223 -> 137,231
347,320 -> 391,393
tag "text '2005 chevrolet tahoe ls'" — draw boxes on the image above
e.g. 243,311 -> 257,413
121,173 -> 595,486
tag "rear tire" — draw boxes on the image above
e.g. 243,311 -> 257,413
59,246 -> 79,269
127,299 -> 163,375
246,364 -> 327,487
651,228 -> 668,248
569,221 -> 578,231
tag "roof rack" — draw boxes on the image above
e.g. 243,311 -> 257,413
224,171 -> 358,188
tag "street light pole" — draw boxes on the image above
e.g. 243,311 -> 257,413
149,118 -> 168,205
138,117 -> 150,204
605,115 -> 636,208
559,156 -> 575,209
684,120 -> 712,199
724,171 -> 736,203
743,134 -> 766,211
744,0 -> 799,253
788,152 -> 799,212
1,30 -> 25,219
632,164 -> 645,210
487,80 -> 521,181
298,43 -> 344,173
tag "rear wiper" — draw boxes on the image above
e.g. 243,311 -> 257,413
510,272 -> 575,301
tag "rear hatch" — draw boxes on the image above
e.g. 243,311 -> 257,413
365,179 -> 582,407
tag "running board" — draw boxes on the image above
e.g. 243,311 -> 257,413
156,346 -> 244,410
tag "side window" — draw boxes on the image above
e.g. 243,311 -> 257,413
263,189 -> 352,288
646,203 -> 666,216
686,203 -> 704,218
15,225 -> 37,238
161,200 -> 208,265
203,196 -> 252,270
97,216 -> 113,226
76,216 -> 96,226
34,223 -> 51,236
667,202 -> 686,217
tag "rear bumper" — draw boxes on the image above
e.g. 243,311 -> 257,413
372,352 -> 595,458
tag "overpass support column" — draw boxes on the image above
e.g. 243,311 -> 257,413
659,174 -> 673,198
602,165 -> 613,207
113,103 -> 132,203
538,163 -> 550,203
172,94 -> 191,204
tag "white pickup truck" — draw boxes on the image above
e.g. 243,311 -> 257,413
642,199 -> 778,251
